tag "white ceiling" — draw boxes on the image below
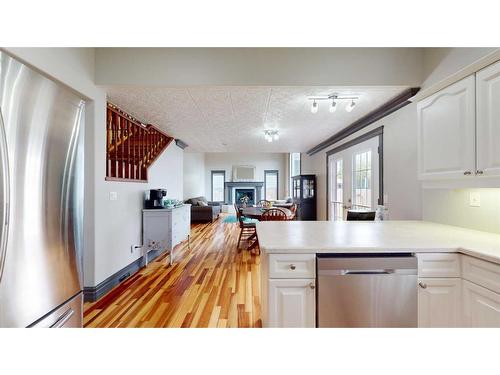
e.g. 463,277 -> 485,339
106,86 -> 407,153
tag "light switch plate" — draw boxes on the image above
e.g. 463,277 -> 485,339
469,192 -> 480,207
109,191 -> 118,201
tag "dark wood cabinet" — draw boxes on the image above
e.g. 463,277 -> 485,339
292,174 -> 316,221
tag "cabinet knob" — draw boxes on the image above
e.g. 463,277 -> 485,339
476,170 -> 484,175
309,282 -> 315,289
418,282 -> 427,289
289,264 -> 296,270
463,171 -> 472,175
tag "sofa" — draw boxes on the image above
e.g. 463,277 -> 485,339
185,196 -> 221,222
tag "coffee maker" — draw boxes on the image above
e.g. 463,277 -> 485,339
144,189 -> 167,209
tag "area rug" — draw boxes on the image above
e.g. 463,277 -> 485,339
223,215 -> 238,223
223,215 -> 259,224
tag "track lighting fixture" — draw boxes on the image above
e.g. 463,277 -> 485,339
264,129 -> 279,143
308,94 -> 359,114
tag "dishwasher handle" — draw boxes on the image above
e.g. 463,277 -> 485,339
318,268 -> 416,276
344,269 -> 394,275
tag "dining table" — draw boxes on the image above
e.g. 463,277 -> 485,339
240,206 -> 294,220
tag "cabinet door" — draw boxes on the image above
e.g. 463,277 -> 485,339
268,279 -> 315,328
417,76 -> 476,180
418,278 -> 462,327
476,60 -> 500,177
463,280 -> 500,327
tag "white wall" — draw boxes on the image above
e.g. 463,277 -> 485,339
423,189 -> 500,235
301,103 -> 421,221
204,152 -> 288,200
94,143 -> 183,284
422,48 -> 498,89
95,48 -> 424,86
4,48 -> 184,287
183,152 -> 206,199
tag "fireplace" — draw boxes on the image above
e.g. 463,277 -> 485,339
225,181 -> 264,204
235,189 -> 255,205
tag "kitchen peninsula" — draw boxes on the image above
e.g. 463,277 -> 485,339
257,221 -> 500,328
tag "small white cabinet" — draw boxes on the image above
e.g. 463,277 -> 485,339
262,253 -> 316,328
417,76 -> 476,180
476,60 -> 500,177
418,278 -> 462,327
268,279 -> 315,328
142,205 -> 191,265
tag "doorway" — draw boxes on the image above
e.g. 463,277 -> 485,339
327,128 -> 383,221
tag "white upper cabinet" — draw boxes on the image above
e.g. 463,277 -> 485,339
476,60 -> 500,177
417,76 -> 476,180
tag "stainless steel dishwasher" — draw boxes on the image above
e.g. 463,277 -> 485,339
317,254 -> 417,327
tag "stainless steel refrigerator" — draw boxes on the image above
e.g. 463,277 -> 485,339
0,51 -> 85,327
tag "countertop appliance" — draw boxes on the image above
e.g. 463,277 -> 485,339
317,254 -> 417,327
0,52 -> 84,327
144,189 -> 167,209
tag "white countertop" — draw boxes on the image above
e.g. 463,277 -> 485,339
256,220 -> 500,264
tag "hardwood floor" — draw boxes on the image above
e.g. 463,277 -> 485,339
83,215 -> 262,328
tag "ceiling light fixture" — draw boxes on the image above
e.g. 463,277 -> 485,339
308,94 -> 359,114
264,129 -> 279,143
311,100 -> 319,114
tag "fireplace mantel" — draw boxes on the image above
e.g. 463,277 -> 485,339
225,181 -> 264,204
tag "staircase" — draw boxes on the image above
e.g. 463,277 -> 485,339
106,103 -> 173,182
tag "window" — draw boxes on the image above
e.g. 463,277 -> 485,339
264,170 -> 279,201
352,150 -> 372,209
289,152 -> 301,195
211,170 -> 225,202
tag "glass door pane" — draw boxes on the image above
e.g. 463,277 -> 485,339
328,136 -> 379,220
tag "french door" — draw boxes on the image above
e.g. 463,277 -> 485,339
328,136 -> 380,221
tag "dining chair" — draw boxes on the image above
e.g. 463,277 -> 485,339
289,203 -> 297,220
234,203 -> 258,250
261,208 -> 288,221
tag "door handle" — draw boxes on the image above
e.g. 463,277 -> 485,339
0,108 -> 10,284
49,308 -> 75,328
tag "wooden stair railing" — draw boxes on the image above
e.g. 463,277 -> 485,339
106,102 -> 174,182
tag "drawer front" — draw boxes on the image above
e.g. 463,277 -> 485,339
462,255 -> 500,294
417,253 -> 461,278
268,254 -> 316,279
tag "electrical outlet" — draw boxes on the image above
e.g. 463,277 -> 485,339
109,191 -> 118,201
469,192 -> 481,207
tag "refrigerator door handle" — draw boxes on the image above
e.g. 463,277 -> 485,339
0,108 -> 10,284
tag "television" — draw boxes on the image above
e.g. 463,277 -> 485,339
232,165 -> 256,182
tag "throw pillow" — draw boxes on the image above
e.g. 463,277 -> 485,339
198,201 -> 208,206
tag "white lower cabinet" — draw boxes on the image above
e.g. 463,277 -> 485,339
268,279 -> 315,328
463,280 -> 500,327
418,278 -> 462,327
